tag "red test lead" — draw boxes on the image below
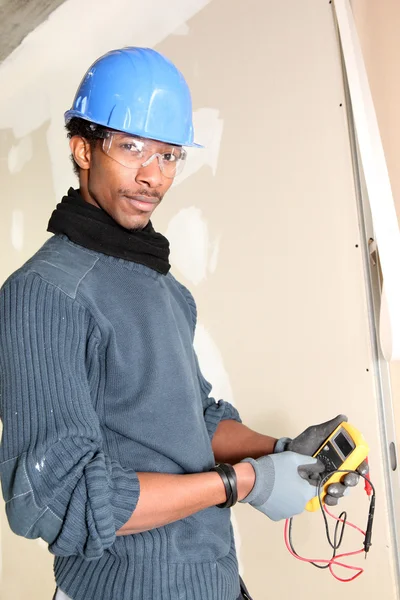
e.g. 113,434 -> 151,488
284,468 -> 376,581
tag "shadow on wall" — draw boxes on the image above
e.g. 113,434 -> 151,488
0,121 -> 59,284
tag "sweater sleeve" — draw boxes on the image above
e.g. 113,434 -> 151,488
194,353 -> 242,441
172,276 -> 242,440
0,273 -> 140,559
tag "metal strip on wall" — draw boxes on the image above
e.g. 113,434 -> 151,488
333,1 -> 400,596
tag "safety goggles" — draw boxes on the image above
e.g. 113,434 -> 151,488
102,131 -> 187,178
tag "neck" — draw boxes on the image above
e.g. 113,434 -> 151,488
78,175 -> 101,210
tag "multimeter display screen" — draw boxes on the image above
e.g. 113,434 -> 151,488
334,432 -> 354,458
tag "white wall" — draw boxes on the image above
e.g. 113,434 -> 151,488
0,1 -> 397,598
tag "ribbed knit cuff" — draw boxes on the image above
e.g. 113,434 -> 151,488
239,456 -> 275,506
203,400 -> 242,440
108,463 -> 141,532
220,402 -> 241,423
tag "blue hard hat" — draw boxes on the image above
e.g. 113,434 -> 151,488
64,47 -> 202,147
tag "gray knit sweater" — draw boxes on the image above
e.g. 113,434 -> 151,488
0,235 -> 241,600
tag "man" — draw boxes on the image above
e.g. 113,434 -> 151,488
0,47 -> 360,600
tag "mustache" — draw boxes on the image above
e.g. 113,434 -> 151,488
118,188 -> 162,201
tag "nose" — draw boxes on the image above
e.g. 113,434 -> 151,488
135,155 -> 164,188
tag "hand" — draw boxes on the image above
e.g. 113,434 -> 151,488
323,460 -> 369,506
239,451 -> 325,521
275,414 -> 369,506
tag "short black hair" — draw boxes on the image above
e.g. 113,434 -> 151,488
65,117 -> 108,176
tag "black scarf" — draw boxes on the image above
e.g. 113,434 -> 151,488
47,188 -> 170,274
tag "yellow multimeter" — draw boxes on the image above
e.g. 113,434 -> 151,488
306,421 -> 369,512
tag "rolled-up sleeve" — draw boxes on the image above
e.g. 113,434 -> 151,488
0,273 -> 140,559
195,353 -> 242,441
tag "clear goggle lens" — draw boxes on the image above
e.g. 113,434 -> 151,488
102,132 -> 186,178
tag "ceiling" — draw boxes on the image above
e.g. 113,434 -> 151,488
0,0 -> 66,62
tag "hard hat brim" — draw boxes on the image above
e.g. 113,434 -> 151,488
64,111 -> 204,149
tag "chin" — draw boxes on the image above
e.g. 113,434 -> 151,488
119,213 -> 151,231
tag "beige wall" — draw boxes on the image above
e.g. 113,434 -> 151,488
0,1 -> 397,598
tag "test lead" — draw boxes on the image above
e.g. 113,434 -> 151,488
363,494 -> 375,558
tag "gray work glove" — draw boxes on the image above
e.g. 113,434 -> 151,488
274,414 -> 369,506
240,451 -> 325,521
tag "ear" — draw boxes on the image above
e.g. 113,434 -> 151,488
69,136 -> 92,170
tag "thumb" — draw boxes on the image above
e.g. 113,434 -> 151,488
298,459 -> 325,486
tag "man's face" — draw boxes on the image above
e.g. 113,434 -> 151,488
71,133 -> 178,230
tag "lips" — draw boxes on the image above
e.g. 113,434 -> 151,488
124,195 -> 159,212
